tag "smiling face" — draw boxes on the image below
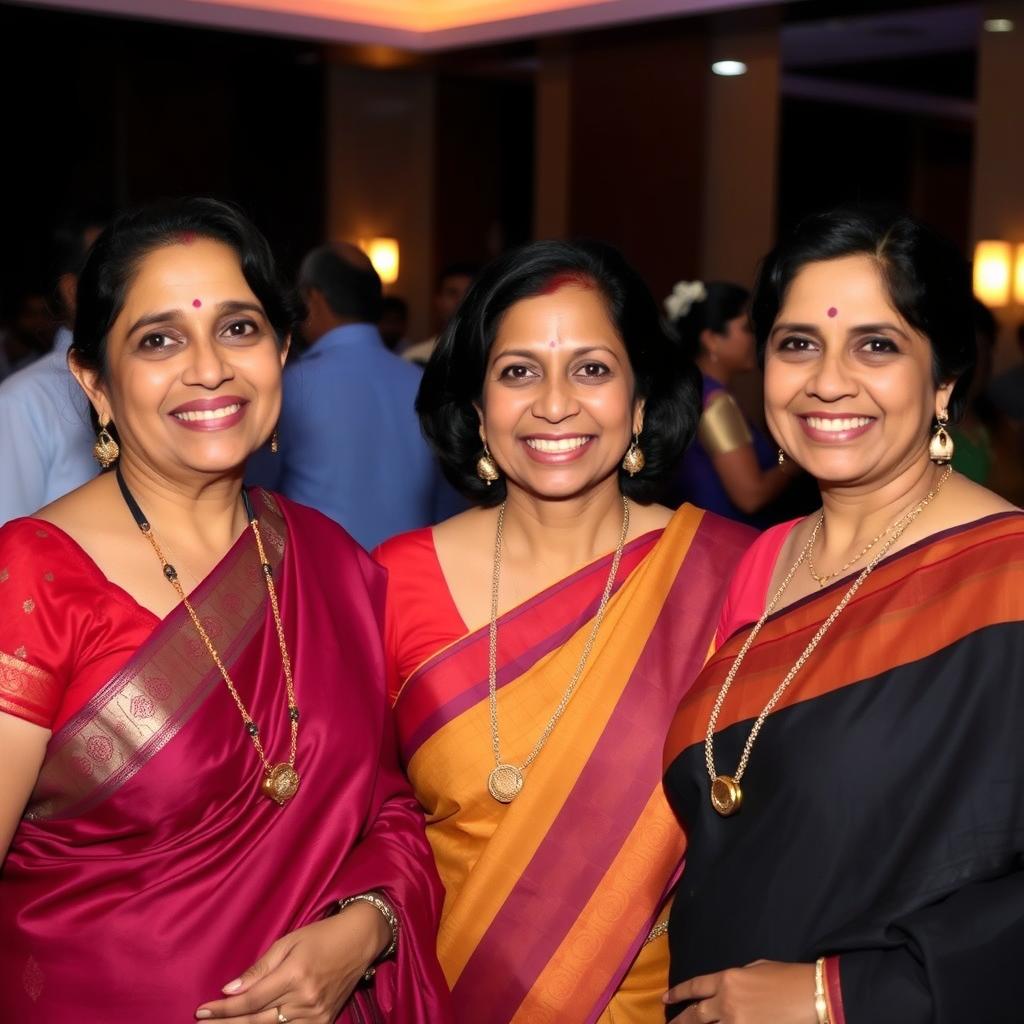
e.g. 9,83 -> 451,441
764,254 -> 953,487
74,237 -> 287,480
477,283 -> 643,501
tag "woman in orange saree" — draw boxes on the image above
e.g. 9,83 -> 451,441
375,241 -> 754,1023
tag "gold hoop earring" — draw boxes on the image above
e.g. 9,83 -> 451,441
93,421 -> 120,469
622,433 -> 645,476
270,428 -> 280,454
476,444 -> 500,485
929,411 -> 954,465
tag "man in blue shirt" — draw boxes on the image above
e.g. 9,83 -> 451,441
0,227 -> 98,525
0,326 -> 96,525
249,242 -> 451,550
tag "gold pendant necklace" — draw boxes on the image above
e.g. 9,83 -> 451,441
705,467 -> 951,817
116,469 -> 301,805
487,495 -> 629,803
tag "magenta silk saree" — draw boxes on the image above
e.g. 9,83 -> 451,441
0,491 -> 451,1022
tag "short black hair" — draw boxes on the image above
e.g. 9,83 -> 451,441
72,197 -> 300,427
751,205 -> 976,420
667,281 -> 750,361
299,244 -> 382,323
417,239 -> 700,506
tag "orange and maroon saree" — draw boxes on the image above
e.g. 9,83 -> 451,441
381,504 -> 752,1023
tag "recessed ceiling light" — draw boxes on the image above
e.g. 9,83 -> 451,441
712,60 -> 748,77
984,18 -> 1014,32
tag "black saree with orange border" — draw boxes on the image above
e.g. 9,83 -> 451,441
663,512 -> 1024,1023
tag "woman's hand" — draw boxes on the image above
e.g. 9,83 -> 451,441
195,901 -> 391,1023
664,961 -> 818,1024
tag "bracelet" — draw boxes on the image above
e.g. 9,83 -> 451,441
814,957 -> 831,1024
336,891 -> 399,978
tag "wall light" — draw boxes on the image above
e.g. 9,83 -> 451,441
984,18 -> 1014,32
360,237 -> 400,285
973,240 -> 1012,307
1013,244 -> 1024,305
711,60 -> 748,77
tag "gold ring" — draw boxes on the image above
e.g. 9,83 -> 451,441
276,1011 -> 289,1024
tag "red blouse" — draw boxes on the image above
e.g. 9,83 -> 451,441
715,517 -> 800,645
0,518 -> 158,731
372,527 -> 466,705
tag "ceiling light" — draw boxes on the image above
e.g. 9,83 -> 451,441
712,60 -> 748,77
984,18 -> 1014,32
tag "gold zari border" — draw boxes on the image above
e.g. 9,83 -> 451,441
25,492 -> 286,821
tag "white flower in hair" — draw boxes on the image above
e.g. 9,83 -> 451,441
664,280 -> 707,321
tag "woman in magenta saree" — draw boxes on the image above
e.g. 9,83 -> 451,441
0,199 -> 450,1023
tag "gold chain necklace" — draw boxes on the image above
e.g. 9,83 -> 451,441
807,518 -> 896,588
705,466 -> 951,816
487,495 -> 629,803
116,469 -> 301,805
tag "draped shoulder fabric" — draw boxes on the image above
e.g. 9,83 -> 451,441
0,492 -> 452,1023
385,505 -> 754,1024
663,512 -> 1024,1024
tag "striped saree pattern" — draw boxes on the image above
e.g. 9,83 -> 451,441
395,505 -> 752,1023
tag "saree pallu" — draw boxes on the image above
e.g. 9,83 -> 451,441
0,492 -> 451,1022
395,505 -> 753,1024
663,512 -> 1024,1023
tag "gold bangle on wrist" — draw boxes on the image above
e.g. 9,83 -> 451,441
336,891 -> 400,979
814,956 -> 831,1024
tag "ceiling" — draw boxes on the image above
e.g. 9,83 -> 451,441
9,0 -> 784,50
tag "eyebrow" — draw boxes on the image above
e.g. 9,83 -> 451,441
770,321 -> 910,339
493,345 -> 619,360
125,300 -> 265,337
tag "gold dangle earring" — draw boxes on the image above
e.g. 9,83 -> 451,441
622,432 -> 645,476
476,443 -> 500,485
929,410 -> 954,465
93,418 -> 120,469
777,448 -> 786,466
270,428 -> 280,454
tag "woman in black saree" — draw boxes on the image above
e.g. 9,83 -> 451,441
662,207 -> 1024,1024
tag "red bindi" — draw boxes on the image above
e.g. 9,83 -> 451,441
827,307 -> 838,318
192,299 -> 202,308
538,271 -> 595,296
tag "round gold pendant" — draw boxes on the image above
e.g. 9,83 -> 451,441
487,763 -> 524,804
261,763 -> 300,805
710,775 -> 742,817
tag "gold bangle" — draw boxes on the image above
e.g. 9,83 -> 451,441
336,891 -> 400,968
814,956 -> 831,1024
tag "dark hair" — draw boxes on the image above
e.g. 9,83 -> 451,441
417,239 -> 700,506
751,206 -> 976,419
299,244 -> 382,323
73,197 -> 299,382
668,281 -> 750,361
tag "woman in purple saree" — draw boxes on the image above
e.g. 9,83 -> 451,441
0,199 -> 450,1023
